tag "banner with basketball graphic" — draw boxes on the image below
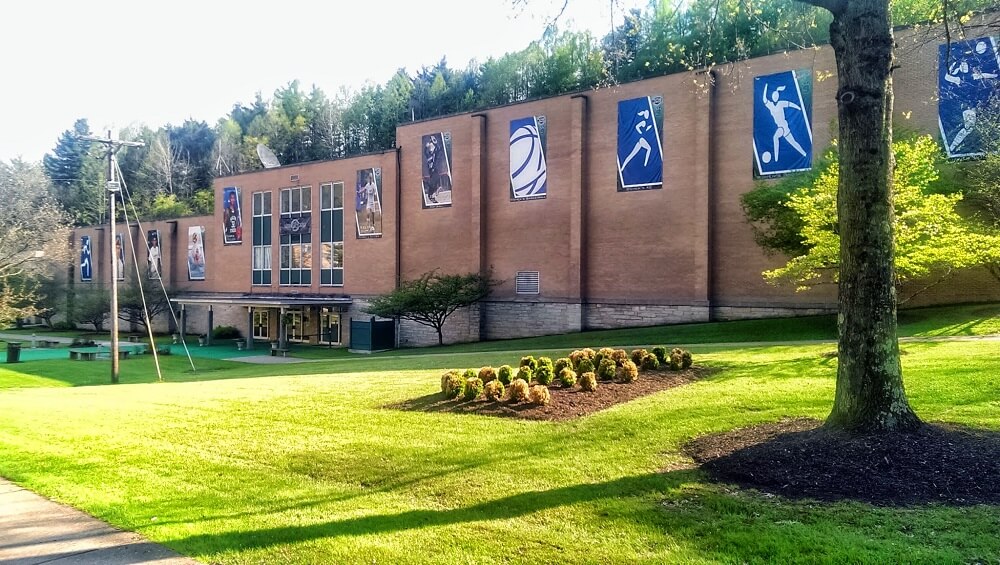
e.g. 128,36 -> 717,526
421,132 -> 453,208
617,96 -> 664,192
509,116 -> 548,201
939,37 -> 1000,158
355,167 -> 383,238
80,235 -> 92,281
753,69 -> 813,177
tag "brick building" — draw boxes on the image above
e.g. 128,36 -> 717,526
71,22 -> 1000,347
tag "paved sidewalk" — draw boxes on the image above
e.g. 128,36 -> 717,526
0,479 -> 198,565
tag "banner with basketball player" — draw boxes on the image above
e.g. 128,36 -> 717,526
147,229 -> 162,280
80,235 -> 93,281
222,186 -> 243,244
753,69 -> 813,177
187,226 -> 206,281
617,96 -> 664,192
938,37 -> 1000,158
355,167 -> 383,238
421,132 -> 453,208
510,116 -> 548,201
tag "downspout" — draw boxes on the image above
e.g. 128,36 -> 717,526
706,68 -> 719,320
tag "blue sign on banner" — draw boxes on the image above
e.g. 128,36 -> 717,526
753,70 -> 813,176
617,96 -> 663,191
509,116 -> 548,201
939,37 -> 1000,158
80,235 -> 92,281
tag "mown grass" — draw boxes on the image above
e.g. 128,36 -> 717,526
0,304 -> 997,563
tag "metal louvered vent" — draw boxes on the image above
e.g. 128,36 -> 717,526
515,271 -> 540,295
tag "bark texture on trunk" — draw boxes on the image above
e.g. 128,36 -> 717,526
823,0 -> 922,432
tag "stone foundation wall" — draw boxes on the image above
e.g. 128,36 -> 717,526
481,301 -> 583,340
710,303 -> 836,321
397,304 -> 481,347
584,303 -> 711,330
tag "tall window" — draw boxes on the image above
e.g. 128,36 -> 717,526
320,182 -> 344,285
280,186 -> 312,286
252,191 -> 272,285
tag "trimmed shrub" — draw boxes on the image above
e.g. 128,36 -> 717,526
641,353 -> 660,371
462,368 -> 478,381
519,356 -> 538,371
597,358 -> 617,381
508,378 -> 530,402
442,371 -> 465,399
630,348 -> 649,366
484,380 -> 505,401
554,357 -> 572,375
212,325 -> 241,339
441,369 -> 460,394
516,366 -> 534,383
528,385 -> 551,406
558,367 -> 577,388
498,365 -> 514,385
652,346 -> 668,365
595,347 -> 616,367
669,349 -> 683,370
617,359 -> 639,383
478,366 -> 497,383
534,363 -> 554,386
577,358 -> 595,374
682,350 -> 693,369
611,349 -> 630,367
579,372 -> 598,392
464,377 -> 484,401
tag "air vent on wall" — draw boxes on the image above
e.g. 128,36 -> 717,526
290,174 -> 300,182
515,271 -> 540,295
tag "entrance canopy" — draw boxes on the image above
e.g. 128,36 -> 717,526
171,293 -> 352,311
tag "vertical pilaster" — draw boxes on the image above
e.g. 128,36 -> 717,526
569,94 -> 589,332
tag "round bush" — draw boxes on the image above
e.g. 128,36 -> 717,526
462,368 -> 478,380
577,358 -> 595,374
464,377 -> 484,401
611,349 -> 630,367
597,358 -> 617,381
534,364 -> 554,386
478,366 -> 497,383
652,346 -> 668,364
641,353 -> 660,371
669,350 -> 683,371
508,378 -> 530,402
617,360 -> 639,383
595,347 -> 616,367
443,372 -> 466,399
516,366 -> 534,383
519,356 -> 538,371
498,365 -> 514,385
681,350 -> 693,369
630,349 -> 649,366
579,372 -> 598,392
440,369 -> 461,394
528,385 -> 551,406
484,380 -> 505,401
558,367 -> 577,388
554,357 -> 571,375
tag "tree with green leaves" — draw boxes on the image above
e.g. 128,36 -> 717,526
366,271 -> 499,345
42,118 -> 105,226
75,287 -> 110,332
118,276 -> 173,333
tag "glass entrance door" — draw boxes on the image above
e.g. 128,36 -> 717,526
287,310 -> 304,342
320,308 -> 341,345
253,310 -> 269,339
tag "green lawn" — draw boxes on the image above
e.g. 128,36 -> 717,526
0,305 -> 997,563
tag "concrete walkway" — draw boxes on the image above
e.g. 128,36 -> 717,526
0,479 -> 199,565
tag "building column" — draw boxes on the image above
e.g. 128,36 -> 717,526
207,305 -> 214,345
568,94 -> 589,332
179,304 -> 186,341
246,306 -> 254,350
278,307 -> 287,349
471,113 -> 488,339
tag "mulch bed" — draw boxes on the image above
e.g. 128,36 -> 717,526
684,417 -> 1000,506
391,366 -> 714,421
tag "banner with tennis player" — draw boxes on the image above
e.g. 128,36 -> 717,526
753,69 -> 813,176
509,115 -> 548,201
421,132 -> 453,208
355,167 -> 383,238
617,96 -> 664,192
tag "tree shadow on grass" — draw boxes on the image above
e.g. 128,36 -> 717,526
685,418 -> 1000,506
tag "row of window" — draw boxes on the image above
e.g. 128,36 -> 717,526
253,183 -> 345,287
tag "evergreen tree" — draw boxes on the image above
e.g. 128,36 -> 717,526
42,119 -> 104,226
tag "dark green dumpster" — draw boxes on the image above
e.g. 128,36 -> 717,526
6,342 -> 22,363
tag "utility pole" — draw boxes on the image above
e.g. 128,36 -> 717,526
80,132 -> 143,384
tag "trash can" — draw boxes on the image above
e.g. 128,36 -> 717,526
6,342 -> 22,363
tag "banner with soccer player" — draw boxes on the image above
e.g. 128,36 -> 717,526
355,167 -> 383,238
753,69 -> 813,177
509,116 -> 548,201
421,132 -> 453,208
617,96 -> 664,192
80,235 -> 92,281
939,37 -> 1000,158
222,186 -> 243,244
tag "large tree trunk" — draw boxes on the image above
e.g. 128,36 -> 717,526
820,0 -> 921,432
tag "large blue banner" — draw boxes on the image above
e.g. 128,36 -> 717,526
617,96 -> 663,191
753,70 -> 813,176
939,37 -> 1000,158
509,116 -> 548,201
80,235 -> 92,281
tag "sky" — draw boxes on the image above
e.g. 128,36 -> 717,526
0,0 -> 645,163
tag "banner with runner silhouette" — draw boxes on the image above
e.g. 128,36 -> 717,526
938,37 -> 1000,158
753,69 -> 813,177
617,96 -> 664,191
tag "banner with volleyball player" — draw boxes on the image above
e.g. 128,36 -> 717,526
617,96 -> 664,192
753,69 -> 813,177
355,167 -> 383,238
509,116 -> 548,201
